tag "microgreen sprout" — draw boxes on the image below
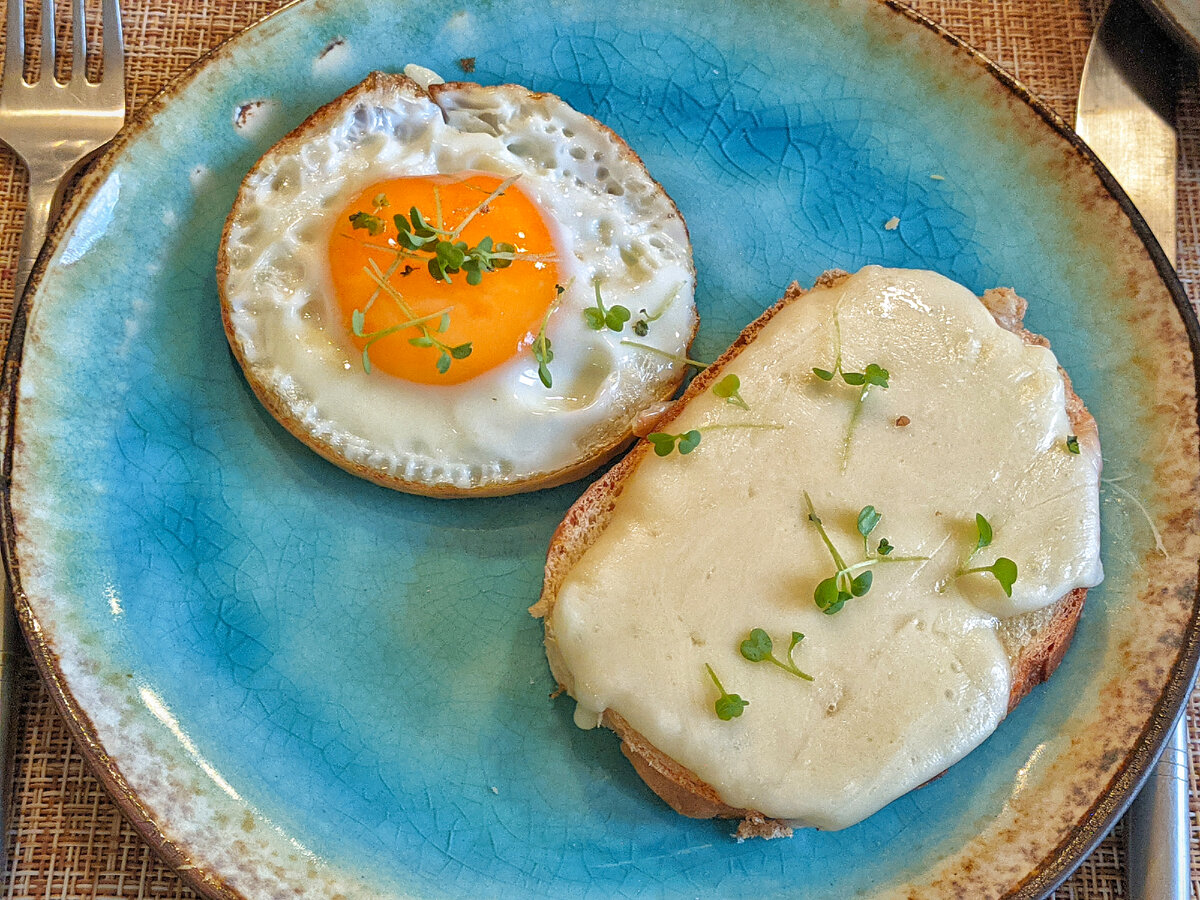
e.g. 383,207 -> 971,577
356,259 -> 472,374
705,664 -> 748,721
345,176 -> 536,374
951,513 -> 1018,597
805,492 -> 875,615
713,374 -> 750,410
584,281 -> 632,332
630,285 -> 679,336
351,305 -> 453,374
631,305 -> 664,336
645,420 -> 784,458
391,200 -> 518,285
839,363 -> 889,469
803,492 -> 927,615
812,314 -> 890,469
530,287 -> 563,389
740,628 -> 813,681
1066,435 -> 1080,454
647,430 -> 702,456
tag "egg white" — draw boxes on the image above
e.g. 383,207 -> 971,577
219,71 -> 696,495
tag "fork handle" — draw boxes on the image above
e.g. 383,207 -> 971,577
14,162 -> 73,303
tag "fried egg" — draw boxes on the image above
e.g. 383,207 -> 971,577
218,71 -> 696,496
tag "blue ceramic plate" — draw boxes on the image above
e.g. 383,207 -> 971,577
5,1 -> 1200,897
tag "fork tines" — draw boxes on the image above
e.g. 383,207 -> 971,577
3,0 -> 124,91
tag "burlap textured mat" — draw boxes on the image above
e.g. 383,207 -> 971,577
0,0 -> 1193,897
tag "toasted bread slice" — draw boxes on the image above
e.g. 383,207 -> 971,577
532,269 -> 1099,837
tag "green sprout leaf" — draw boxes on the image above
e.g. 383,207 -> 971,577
990,557 -> 1018,596
850,570 -> 873,597
491,241 -> 516,269
440,240 -> 467,269
394,213 -> 437,250
647,433 -> 678,456
715,693 -> 748,721
585,282 -> 628,333
1066,435 -> 1080,454
857,506 -> 881,539
813,576 -> 842,612
863,363 -> 890,388
713,373 -> 750,410
877,538 -> 894,556
348,211 -> 386,235
647,430 -> 702,457
812,367 -> 835,381
605,305 -> 631,331
739,628 -> 773,662
975,513 -> 993,551
409,206 -> 436,237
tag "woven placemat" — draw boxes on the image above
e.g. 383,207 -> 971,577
0,1 -> 1194,897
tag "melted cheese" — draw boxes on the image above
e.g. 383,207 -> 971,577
548,266 -> 1102,830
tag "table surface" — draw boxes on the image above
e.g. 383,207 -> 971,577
0,0 -> 1195,897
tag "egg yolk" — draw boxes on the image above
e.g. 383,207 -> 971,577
327,173 -> 562,385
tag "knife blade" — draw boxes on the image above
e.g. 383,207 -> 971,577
1074,3 -> 1188,899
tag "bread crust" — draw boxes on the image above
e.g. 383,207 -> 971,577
533,271 -> 1098,831
217,72 -> 697,498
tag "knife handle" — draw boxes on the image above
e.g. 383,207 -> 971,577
1126,713 -> 1190,900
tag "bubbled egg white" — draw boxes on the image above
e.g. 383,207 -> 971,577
218,70 -> 696,496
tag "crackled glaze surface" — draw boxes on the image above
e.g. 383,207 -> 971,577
4,0 -> 1198,897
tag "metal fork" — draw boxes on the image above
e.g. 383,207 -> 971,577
2,0 -> 125,299
0,0 -> 124,869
